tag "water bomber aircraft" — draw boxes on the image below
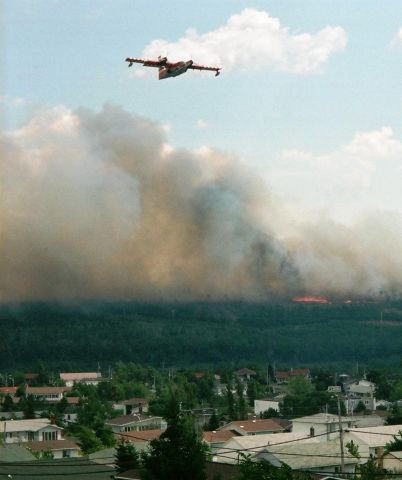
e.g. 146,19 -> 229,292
125,55 -> 221,79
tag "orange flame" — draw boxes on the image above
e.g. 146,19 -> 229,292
292,295 -> 330,304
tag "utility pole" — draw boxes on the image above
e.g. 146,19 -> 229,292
337,395 -> 345,473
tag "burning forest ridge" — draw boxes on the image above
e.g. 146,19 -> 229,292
2,104 -> 402,302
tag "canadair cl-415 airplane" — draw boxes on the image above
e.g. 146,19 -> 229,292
125,56 -> 221,80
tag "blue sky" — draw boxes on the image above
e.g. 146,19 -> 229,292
4,0 -> 402,153
3,1 -> 402,301
5,0 -> 402,220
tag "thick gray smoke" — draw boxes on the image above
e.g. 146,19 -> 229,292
1,105 -> 402,301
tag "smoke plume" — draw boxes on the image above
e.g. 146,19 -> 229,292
1,105 -> 402,301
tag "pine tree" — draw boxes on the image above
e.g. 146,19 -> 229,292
115,440 -> 139,473
141,393 -> 208,480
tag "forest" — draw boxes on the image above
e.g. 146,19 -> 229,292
1,300 -> 402,371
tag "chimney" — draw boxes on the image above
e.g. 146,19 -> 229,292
376,447 -> 384,468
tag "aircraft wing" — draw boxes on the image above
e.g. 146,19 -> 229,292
125,57 -> 161,68
188,63 -> 221,76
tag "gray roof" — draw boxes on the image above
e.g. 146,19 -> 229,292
0,444 -> 36,462
107,414 -> 160,426
255,441 -> 358,470
0,457 -> 114,480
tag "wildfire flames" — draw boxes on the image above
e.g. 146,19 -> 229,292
292,296 -> 330,304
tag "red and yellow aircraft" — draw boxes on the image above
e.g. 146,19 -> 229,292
125,56 -> 221,80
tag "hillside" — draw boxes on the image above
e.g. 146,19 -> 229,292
1,301 -> 402,370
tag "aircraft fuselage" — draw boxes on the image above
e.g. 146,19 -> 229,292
159,60 -> 193,80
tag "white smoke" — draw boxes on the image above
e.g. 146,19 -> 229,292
1,104 -> 402,301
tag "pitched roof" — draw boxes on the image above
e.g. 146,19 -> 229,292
0,419 -> 63,433
215,432 -> 322,463
60,372 -> 100,381
116,429 -> 164,442
256,441 -> 358,469
26,439 -> 79,452
221,418 -> 285,434
203,430 -> 238,443
0,444 -> 36,462
115,462 -> 240,480
0,457 -> 114,479
276,368 -> 310,379
107,414 -> 160,426
234,368 -> 256,376
66,396 -> 80,404
26,386 -> 71,394
291,413 -> 354,424
346,424 -> 402,447
0,386 -> 18,395
120,397 -> 148,406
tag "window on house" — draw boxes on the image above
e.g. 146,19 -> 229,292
28,431 -> 35,441
43,431 -> 57,441
310,427 -> 315,437
63,450 -> 71,457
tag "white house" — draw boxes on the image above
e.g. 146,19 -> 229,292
60,372 -> 102,387
291,413 -> 354,440
254,395 -> 285,415
115,429 -> 164,453
344,394 -> 376,414
381,451 -> 402,472
113,397 -> 149,416
253,440 -> 358,475
25,386 -> 71,402
219,418 -> 286,436
214,432 -> 321,464
343,424 -> 402,461
345,380 -> 376,396
106,414 -> 167,433
26,439 -> 80,459
0,419 -> 63,444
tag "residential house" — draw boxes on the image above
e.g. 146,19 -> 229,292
191,407 -> 216,428
351,414 -> 385,428
214,432 -> 322,464
0,418 -> 63,444
60,372 -> 102,387
344,394 -> 376,414
0,457 -> 114,479
62,397 -> 80,425
26,439 -> 80,459
114,462 -> 240,480
342,424 -> 402,461
0,386 -> 18,397
343,379 -> 376,413
24,373 -> 39,385
275,368 -> 311,384
26,386 -> 71,402
106,414 -> 166,433
203,430 -> 239,454
113,397 -> 149,416
115,429 -> 164,452
291,413 -> 354,440
234,368 -> 256,381
254,395 -> 285,415
381,451 -> 402,472
0,444 -> 36,462
213,374 -> 225,396
219,418 -> 286,436
253,441 -> 358,475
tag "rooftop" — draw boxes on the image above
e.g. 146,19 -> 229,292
116,429 -> 164,442
107,414 -> 160,426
